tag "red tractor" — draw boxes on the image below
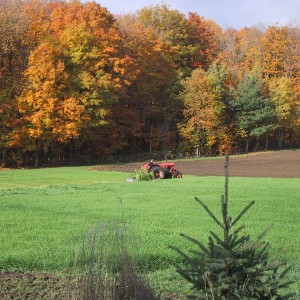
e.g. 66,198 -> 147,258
142,161 -> 182,179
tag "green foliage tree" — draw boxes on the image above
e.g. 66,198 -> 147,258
207,61 -> 237,154
170,156 -> 294,300
232,70 -> 277,152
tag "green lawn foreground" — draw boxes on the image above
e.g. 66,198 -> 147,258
0,167 -> 299,286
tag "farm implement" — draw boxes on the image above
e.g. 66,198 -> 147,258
142,161 -> 182,179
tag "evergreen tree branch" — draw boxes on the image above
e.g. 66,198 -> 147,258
169,245 -> 197,266
256,224 -> 273,240
195,197 -> 223,229
180,233 -> 210,255
209,231 -> 232,251
278,265 -> 293,279
231,201 -> 255,227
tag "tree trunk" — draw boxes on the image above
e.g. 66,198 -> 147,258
34,139 -> 40,168
149,125 -> 152,153
47,145 -> 52,165
277,128 -> 283,149
69,139 -> 75,166
1,151 -> 5,167
0,56 -> 3,93
265,134 -> 269,150
195,141 -> 201,158
245,137 -> 249,154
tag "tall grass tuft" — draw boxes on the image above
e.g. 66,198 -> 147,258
69,221 -> 157,300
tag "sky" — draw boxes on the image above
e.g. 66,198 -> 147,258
97,0 -> 300,29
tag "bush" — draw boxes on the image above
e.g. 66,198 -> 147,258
135,167 -> 154,181
170,156 -> 294,299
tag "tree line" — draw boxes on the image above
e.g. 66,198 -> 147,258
1,0 -> 299,167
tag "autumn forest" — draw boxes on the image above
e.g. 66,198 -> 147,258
1,0 -> 300,167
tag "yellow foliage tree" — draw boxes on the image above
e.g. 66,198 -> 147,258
268,77 -> 300,147
179,68 -> 221,156
262,26 -> 291,77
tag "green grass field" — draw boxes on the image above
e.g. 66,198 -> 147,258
0,166 -> 299,296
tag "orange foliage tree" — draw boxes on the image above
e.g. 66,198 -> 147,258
17,42 -> 86,166
186,13 -> 221,70
17,1 -> 134,164
2,0 -> 300,165
117,13 -> 175,153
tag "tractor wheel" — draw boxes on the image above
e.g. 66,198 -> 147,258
150,166 -> 165,179
172,171 -> 182,178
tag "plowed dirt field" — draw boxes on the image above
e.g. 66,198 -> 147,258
93,150 -> 300,178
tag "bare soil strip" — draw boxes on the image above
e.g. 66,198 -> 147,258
93,150 -> 300,178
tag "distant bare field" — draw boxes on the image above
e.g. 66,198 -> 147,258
93,150 -> 300,178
